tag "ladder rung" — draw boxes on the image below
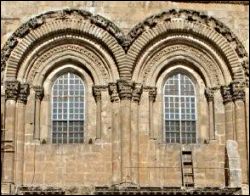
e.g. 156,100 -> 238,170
184,173 -> 194,176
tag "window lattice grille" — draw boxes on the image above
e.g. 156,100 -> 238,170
52,72 -> 84,144
164,73 -> 196,144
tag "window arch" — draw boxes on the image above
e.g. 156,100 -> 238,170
51,72 -> 85,144
164,73 -> 197,144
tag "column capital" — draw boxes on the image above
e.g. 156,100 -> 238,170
108,83 -> 119,102
5,80 -> 20,101
117,80 -> 133,100
148,87 -> 157,102
93,85 -> 107,102
33,86 -> 44,100
205,87 -> 215,102
220,85 -> 232,104
18,83 -> 30,104
231,81 -> 245,101
132,83 -> 143,102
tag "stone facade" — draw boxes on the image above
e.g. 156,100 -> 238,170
1,1 -> 249,195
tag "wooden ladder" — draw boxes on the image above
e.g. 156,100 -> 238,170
181,150 -> 195,188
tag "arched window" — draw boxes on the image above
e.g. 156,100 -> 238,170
52,72 -> 85,144
164,73 -> 196,144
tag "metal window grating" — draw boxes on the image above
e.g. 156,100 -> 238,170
52,72 -> 84,144
164,73 -> 196,144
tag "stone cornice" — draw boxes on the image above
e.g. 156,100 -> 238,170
5,80 -> 20,101
18,83 -> 30,104
171,1 -> 249,5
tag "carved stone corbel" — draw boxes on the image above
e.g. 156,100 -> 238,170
231,81 -> 245,102
5,80 -> 20,101
33,86 -> 44,100
205,87 -> 215,102
117,80 -> 133,100
132,83 -> 143,103
148,87 -> 157,102
221,85 -> 233,104
108,83 -> 119,102
18,83 -> 30,104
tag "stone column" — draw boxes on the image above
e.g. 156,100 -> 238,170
108,83 -> 121,184
148,87 -> 157,139
33,86 -> 44,140
15,83 -> 29,186
221,85 -> 235,140
205,88 -> 215,140
131,83 -> 142,184
231,81 -> 248,184
117,80 -> 132,182
93,85 -> 106,139
1,80 -> 19,194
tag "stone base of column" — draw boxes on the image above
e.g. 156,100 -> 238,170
1,182 -> 15,195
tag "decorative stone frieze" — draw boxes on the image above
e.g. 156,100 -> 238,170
221,85 -> 233,104
117,80 -> 133,100
18,83 -> 30,104
93,85 -> 107,102
205,88 -> 215,102
148,87 -> 157,102
33,86 -> 44,101
231,81 -> 245,101
132,83 -> 143,102
108,83 -> 120,102
5,80 -> 20,101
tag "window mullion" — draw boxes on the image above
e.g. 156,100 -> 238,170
178,74 -> 182,144
67,73 -> 70,144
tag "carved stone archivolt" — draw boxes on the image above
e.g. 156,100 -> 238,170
1,8 -> 248,83
5,80 -> 20,101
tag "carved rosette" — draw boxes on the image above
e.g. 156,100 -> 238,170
117,80 -> 133,100
220,85 -> 232,104
205,88 -> 215,102
132,83 -> 143,102
231,81 -> 245,101
108,83 -> 119,102
148,87 -> 157,102
33,86 -> 44,101
93,85 -> 107,102
5,80 -> 20,101
18,83 -> 30,104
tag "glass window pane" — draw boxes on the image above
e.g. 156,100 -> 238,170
164,73 -> 196,144
52,72 -> 85,144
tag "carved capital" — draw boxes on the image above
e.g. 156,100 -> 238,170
33,86 -> 44,100
93,85 -> 106,102
205,88 -> 215,102
5,80 -> 20,100
18,83 -> 30,104
108,83 -> 119,102
132,83 -> 143,102
231,81 -> 245,101
148,87 -> 157,102
220,85 -> 232,104
117,80 -> 133,100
